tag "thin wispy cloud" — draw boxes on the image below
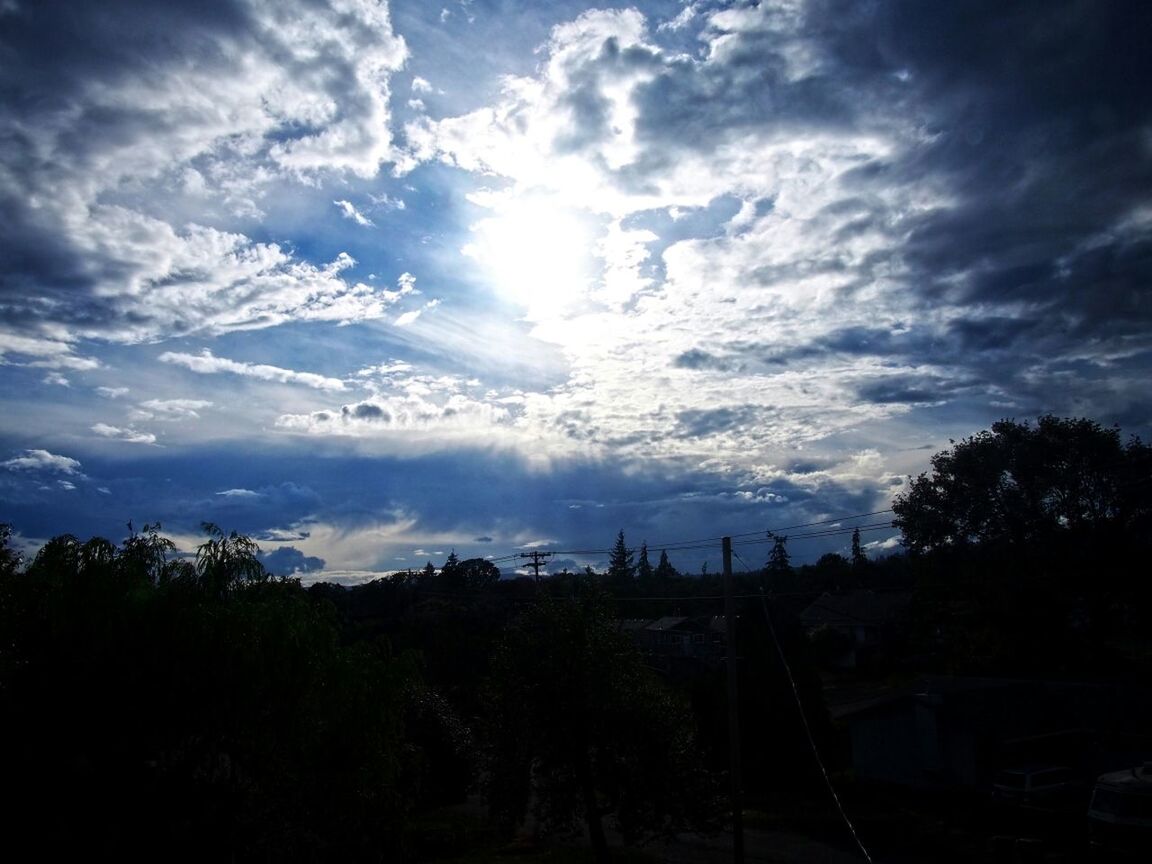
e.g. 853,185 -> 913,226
159,350 -> 348,392
91,424 -> 157,445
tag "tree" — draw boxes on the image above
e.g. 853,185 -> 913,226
851,527 -> 866,568
438,550 -> 464,590
636,542 -> 653,583
893,415 -> 1152,553
765,534 -> 791,577
654,549 -> 676,581
607,530 -> 635,584
458,557 -> 501,590
486,588 -> 716,861
195,522 -> 267,598
1,522 -> 22,578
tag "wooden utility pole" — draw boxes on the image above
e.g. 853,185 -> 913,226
723,536 -> 744,864
519,550 -> 552,582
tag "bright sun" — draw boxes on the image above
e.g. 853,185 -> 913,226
464,197 -> 596,319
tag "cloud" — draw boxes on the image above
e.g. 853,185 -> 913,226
217,488 -> 262,499
394,0 -> 1152,474
2,449 -> 83,475
0,0 -> 408,346
259,545 -> 326,578
0,332 -> 100,371
91,423 -> 157,444
395,298 -> 441,327
132,399 -> 214,421
97,387 -> 130,399
159,349 -> 347,391
334,199 -> 375,227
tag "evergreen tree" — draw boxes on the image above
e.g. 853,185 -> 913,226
607,530 -> 635,582
637,542 -> 653,582
765,534 -> 791,575
654,549 -> 676,581
851,527 -> 867,568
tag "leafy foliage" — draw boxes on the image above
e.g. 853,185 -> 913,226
1,524 -> 420,860
485,586 -> 717,860
893,415 -> 1152,553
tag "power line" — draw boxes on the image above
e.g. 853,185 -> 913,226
528,509 -> 896,559
731,548 -> 873,864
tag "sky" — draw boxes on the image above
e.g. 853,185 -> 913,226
2,0 -> 1150,582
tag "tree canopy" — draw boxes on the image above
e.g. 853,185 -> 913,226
485,587 -> 715,861
893,415 -> 1152,553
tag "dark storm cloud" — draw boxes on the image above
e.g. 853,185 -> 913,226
259,546 -> 326,577
855,376 -> 949,406
812,0 -> 1152,330
589,0 -> 1152,420
674,405 -> 763,438
672,348 -> 734,372
631,33 -> 856,152
343,402 -> 391,422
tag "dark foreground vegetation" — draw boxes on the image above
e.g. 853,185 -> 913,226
2,416 -> 1151,862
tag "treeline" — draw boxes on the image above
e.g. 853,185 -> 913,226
0,523 -> 731,863
1,523 -> 420,860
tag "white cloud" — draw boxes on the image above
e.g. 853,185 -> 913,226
369,192 -> 406,210
159,349 -> 347,391
1,0 -> 409,346
0,331 -> 100,371
132,399 -> 214,421
391,4 -> 959,478
334,199 -> 375,226
91,423 -> 157,444
97,387 -> 130,399
216,488 -> 263,498
394,298 -> 440,327
1,449 -> 83,475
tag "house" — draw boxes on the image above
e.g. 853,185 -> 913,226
615,615 -> 727,677
831,676 -> 1134,792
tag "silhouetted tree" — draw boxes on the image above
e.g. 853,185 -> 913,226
637,542 -> 653,583
486,587 -> 716,861
654,549 -> 676,581
765,534 -> 791,581
893,415 -> 1152,553
851,527 -> 866,567
458,556 -> 501,590
607,529 -> 635,584
195,522 -> 267,598
2,524 -> 421,860
0,523 -> 20,578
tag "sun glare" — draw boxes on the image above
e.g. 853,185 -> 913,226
464,198 -> 596,319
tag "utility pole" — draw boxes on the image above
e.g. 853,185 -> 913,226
723,536 -> 744,864
519,550 -> 552,583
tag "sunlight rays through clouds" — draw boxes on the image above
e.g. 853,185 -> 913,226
2,0 -> 1149,577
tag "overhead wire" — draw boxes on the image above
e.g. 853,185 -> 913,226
731,548 -> 874,864
533,509 -> 895,558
